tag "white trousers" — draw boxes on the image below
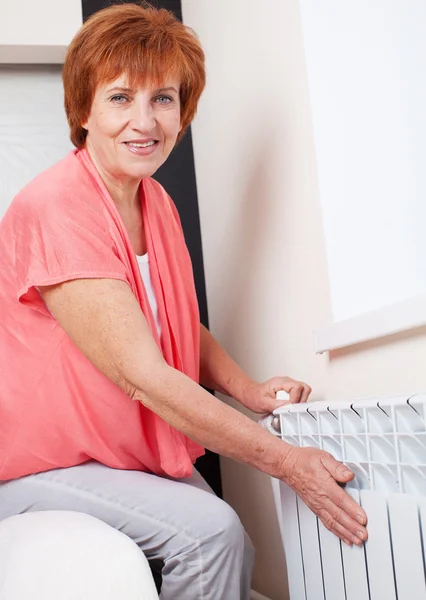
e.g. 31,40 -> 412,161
0,461 -> 254,599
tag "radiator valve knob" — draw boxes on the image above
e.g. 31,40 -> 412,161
271,415 -> 281,433
276,390 -> 290,402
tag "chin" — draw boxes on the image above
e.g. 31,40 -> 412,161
134,167 -> 159,180
123,161 -> 160,181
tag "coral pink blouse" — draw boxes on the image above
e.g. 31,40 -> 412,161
0,149 -> 204,481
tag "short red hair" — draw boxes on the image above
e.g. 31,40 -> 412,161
62,2 -> 205,148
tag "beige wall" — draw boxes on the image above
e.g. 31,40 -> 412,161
181,1 -> 426,598
0,0 -> 82,63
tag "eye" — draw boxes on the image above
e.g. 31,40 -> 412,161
110,94 -> 129,104
155,95 -> 173,104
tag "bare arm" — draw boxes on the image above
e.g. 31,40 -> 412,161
199,323 -> 255,401
199,324 -> 312,412
40,279 -> 287,476
39,278 -> 367,545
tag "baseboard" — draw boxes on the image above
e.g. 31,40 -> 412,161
250,590 -> 272,600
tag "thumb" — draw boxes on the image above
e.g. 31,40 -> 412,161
275,399 -> 291,408
262,397 -> 284,413
322,454 -> 354,483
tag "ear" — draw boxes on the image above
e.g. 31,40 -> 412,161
81,114 -> 90,130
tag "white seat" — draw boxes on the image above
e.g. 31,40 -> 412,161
0,511 -> 158,600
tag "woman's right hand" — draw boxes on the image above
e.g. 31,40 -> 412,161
280,446 -> 368,546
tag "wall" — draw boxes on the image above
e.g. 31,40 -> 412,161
0,65 -> 73,218
0,0 -> 82,62
181,1 -> 426,598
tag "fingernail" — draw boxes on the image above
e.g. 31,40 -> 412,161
357,530 -> 365,541
354,537 -> 363,546
357,514 -> 366,524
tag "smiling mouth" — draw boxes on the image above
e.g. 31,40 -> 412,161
124,140 -> 158,148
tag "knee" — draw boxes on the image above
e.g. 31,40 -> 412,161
202,499 -> 246,555
211,501 -> 256,568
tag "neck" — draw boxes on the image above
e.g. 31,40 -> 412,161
86,144 -> 141,211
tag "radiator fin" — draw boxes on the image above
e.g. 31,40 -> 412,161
341,489 -> 369,600
361,490 -> 396,600
388,494 -> 425,599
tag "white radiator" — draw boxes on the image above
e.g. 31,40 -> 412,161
262,393 -> 426,600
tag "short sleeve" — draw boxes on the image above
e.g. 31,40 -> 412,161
13,193 -> 129,315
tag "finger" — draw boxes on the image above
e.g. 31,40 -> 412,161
288,384 -> 304,404
300,385 -> 312,403
262,397 -> 283,413
326,482 -> 368,531
318,508 -> 366,546
322,454 -> 355,484
321,496 -> 368,542
321,455 -> 368,526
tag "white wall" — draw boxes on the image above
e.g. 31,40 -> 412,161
0,66 -> 73,218
182,1 -> 426,598
0,0 -> 82,63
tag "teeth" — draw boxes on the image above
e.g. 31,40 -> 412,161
127,141 -> 156,148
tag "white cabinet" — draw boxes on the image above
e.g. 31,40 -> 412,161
0,0 -> 83,63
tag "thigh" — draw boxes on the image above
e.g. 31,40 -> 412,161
0,461 -> 234,562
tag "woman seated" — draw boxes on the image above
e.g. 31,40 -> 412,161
0,3 -> 367,598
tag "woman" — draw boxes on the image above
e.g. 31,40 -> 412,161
0,3 -> 367,598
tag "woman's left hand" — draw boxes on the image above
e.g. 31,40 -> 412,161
242,376 -> 312,414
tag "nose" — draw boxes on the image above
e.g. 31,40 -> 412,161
129,98 -> 156,133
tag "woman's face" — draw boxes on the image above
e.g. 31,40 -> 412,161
82,74 -> 182,183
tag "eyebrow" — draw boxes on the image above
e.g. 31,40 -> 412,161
105,86 -> 179,94
155,86 -> 179,94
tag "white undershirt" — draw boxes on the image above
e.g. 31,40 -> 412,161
136,253 -> 162,338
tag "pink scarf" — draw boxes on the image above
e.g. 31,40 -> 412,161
77,148 -> 205,474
